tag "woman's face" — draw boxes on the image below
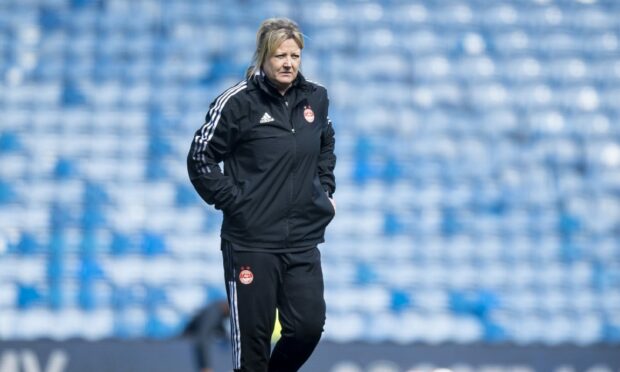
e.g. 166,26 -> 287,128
262,38 -> 301,93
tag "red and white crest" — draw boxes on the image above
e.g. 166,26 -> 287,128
239,266 -> 254,285
303,106 -> 315,123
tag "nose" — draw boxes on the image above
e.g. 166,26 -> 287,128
283,57 -> 292,67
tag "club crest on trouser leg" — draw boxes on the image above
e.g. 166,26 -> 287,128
239,266 -> 254,284
304,105 -> 315,123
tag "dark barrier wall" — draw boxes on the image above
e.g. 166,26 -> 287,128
309,342 -> 620,372
0,340 -> 619,372
0,340 -> 196,372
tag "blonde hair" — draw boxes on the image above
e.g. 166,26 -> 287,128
246,18 -> 304,78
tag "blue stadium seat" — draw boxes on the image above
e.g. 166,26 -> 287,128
17,284 -> 44,310
141,232 -> 167,256
49,203 -> 74,231
53,158 -> 78,180
175,184 -> 200,207
109,232 -> 133,256
354,262 -> 378,285
0,131 -> 22,153
390,289 -> 412,313
81,205 -> 107,231
78,282 -> 97,311
16,232 -> 40,255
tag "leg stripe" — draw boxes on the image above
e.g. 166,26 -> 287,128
228,280 -> 241,369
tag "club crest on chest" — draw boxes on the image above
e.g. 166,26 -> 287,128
303,105 -> 315,123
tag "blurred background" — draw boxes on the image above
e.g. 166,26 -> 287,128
1,0 -> 620,371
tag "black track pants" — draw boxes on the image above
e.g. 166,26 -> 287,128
221,239 -> 326,372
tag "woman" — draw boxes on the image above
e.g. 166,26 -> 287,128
187,18 -> 336,372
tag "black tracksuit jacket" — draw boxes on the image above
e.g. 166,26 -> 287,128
187,73 -> 336,251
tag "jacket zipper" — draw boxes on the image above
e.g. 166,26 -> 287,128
283,98 -> 296,246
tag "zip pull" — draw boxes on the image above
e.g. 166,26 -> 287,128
291,128 -> 296,133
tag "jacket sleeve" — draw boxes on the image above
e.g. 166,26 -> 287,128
318,94 -> 336,197
187,101 -> 241,211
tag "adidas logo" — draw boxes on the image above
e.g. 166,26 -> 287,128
260,112 -> 274,124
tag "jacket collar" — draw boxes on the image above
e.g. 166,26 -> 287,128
247,71 -> 314,100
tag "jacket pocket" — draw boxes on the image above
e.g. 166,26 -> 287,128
223,184 -> 248,222
311,178 -> 336,218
